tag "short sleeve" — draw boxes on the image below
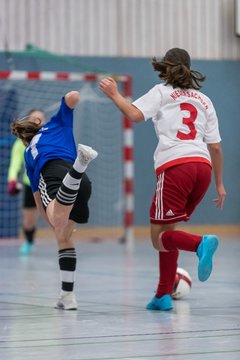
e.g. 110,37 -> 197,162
132,85 -> 162,120
49,97 -> 74,127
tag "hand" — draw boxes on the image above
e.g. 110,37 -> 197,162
213,183 -> 226,209
8,180 -> 22,195
99,77 -> 119,99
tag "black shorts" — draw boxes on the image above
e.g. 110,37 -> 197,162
39,159 -> 92,224
24,184 -> 36,208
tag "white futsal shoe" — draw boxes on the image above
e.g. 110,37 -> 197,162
55,292 -> 78,310
77,144 -> 98,171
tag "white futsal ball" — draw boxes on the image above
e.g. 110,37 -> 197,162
172,267 -> 192,300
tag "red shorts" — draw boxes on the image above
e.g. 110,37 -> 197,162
150,162 -> 212,225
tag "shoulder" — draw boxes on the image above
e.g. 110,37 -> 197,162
197,89 -> 215,112
48,97 -> 74,125
150,83 -> 173,99
141,83 -> 164,99
56,97 -> 75,114
150,83 -> 165,92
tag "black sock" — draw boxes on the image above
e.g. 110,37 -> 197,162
23,228 -> 36,244
58,248 -> 77,292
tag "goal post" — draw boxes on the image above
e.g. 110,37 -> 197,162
0,70 -> 134,248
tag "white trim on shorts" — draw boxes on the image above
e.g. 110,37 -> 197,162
39,174 -> 52,208
155,172 -> 164,220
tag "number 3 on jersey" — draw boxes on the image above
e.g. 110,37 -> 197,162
177,103 -> 197,140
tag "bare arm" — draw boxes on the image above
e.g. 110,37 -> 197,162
33,191 -> 53,227
64,91 -> 80,109
208,142 -> 226,208
99,77 -> 144,123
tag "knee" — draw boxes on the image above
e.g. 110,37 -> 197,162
150,224 -> 165,251
151,238 -> 160,251
151,224 -> 176,251
151,232 -> 167,251
51,215 -> 68,229
46,201 -> 69,228
48,211 -> 68,228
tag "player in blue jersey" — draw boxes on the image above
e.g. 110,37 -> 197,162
11,91 -> 98,310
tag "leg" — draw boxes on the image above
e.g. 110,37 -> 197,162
155,164 -> 218,281
52,147 -> 97,310
147,163 -> 218,311
53,174 -> 92,310
22,208 -> 38,237
186,163 -> 218,281
38,148 -> 97,310
54,219 -> 76,250
151,226 -> 219,294
147,223 -> 205,310
54,220 -> 78,310
146,223 -> 178,311
20,185 -> 38,255
46,144 -> 97,228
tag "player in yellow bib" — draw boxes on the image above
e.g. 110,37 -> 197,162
7,110 -> 46,255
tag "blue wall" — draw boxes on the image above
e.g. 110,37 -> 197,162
0,53 -> 239,226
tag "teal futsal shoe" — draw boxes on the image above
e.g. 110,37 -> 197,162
146,294 -> 173,311
19,241 -> 33,256
197,235 -> 219,282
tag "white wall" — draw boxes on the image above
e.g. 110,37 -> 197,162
0,0 -> 239,59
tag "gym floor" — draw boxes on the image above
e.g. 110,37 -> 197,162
0,234 -> 239,360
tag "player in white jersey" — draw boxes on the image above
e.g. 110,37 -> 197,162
99,48 -> 226,311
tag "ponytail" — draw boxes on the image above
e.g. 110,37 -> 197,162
152,48 -> 205,90
11,117 -> 42,146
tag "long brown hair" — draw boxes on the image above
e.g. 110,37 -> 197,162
152,48 -> 205,90
11,117 -> 43,147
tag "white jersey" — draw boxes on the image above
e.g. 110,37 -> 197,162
133,83 -> 221,175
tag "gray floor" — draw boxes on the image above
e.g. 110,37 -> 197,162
0,235 -> 239,360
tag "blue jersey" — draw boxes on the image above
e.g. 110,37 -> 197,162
25,98 -> 77,192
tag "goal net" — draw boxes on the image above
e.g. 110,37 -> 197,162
0,71 -> 134,245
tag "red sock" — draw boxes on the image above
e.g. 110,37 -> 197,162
156,250 -> 179,298
161,230 -> 202,252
